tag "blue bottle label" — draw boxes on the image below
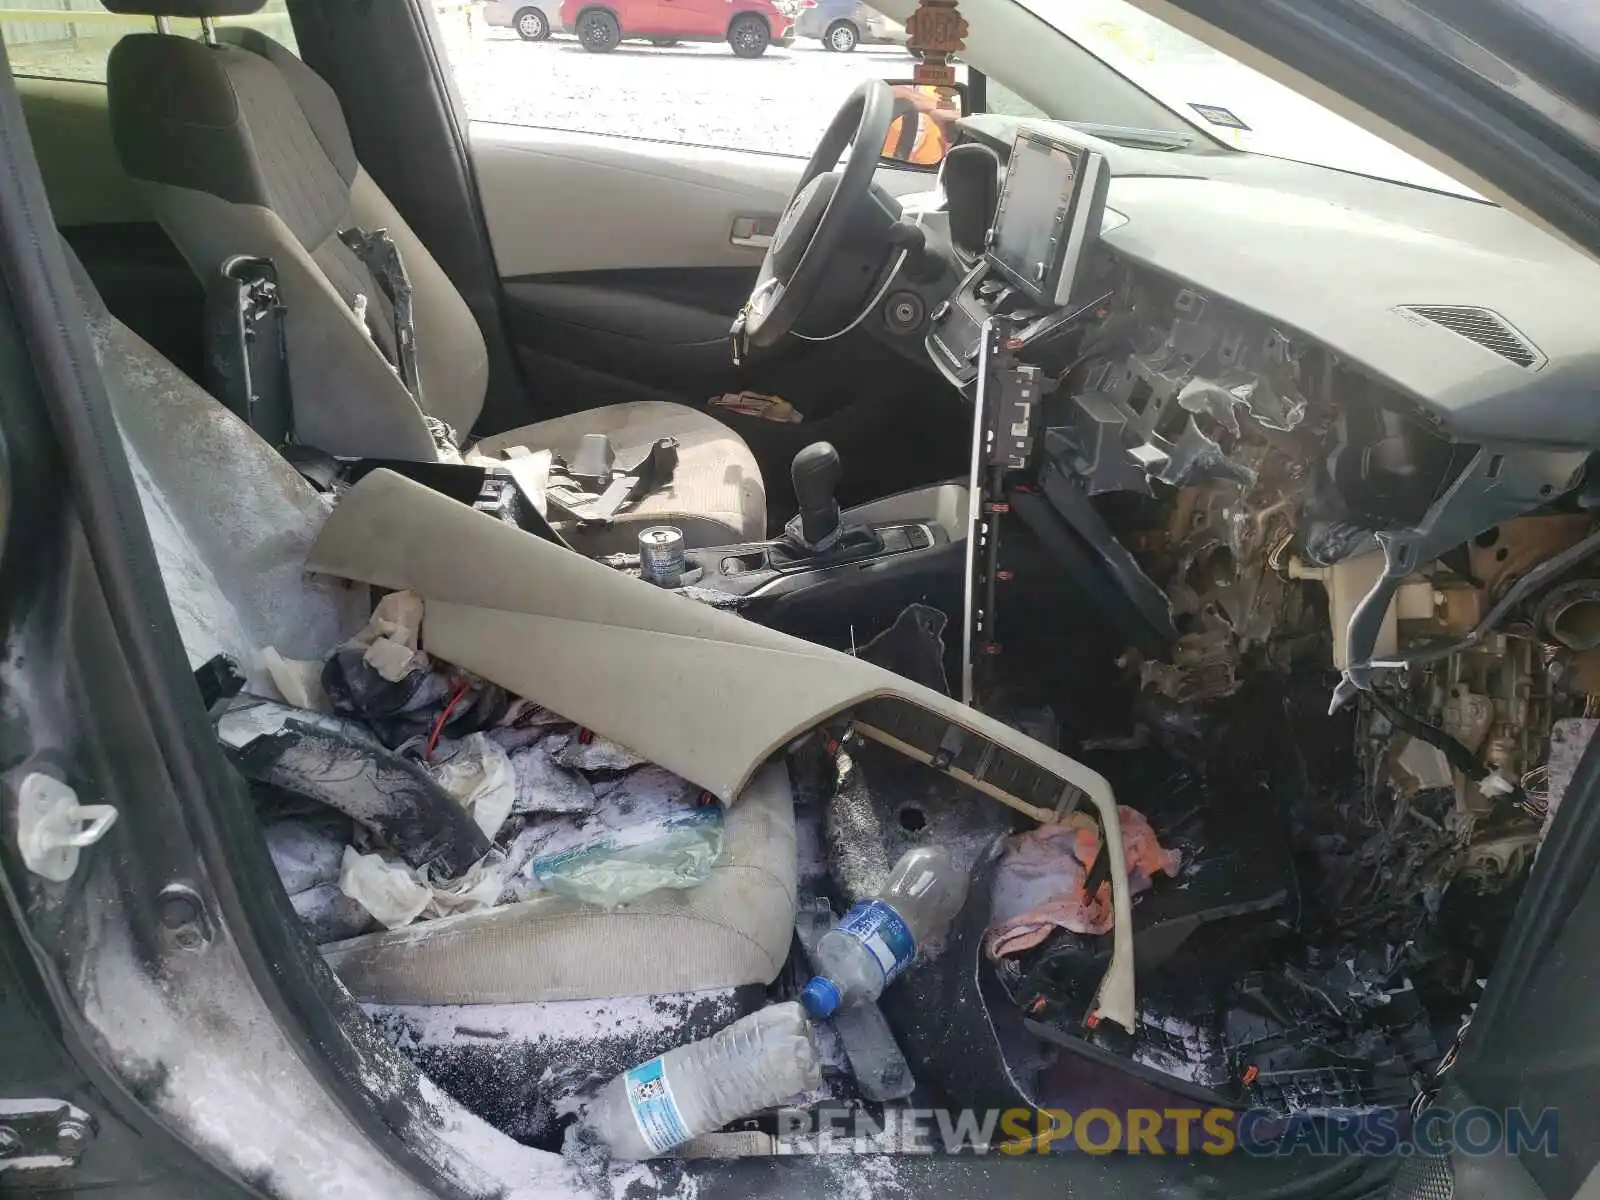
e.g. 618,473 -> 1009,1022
624,1056 -> 691,1154
837,899 -> 917,985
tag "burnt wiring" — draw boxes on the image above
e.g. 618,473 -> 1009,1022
1366,691 -> 1488,781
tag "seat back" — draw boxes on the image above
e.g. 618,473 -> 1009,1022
105,23 -> 489,459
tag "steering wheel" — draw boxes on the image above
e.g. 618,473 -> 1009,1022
739,79 -> 895,350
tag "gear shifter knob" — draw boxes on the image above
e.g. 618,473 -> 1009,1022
791,441 -> 842,548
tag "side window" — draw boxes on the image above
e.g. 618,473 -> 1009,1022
440,0 -> 961,157
1,0 -> 297,83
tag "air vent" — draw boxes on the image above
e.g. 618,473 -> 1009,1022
1401,305 -> 1545,369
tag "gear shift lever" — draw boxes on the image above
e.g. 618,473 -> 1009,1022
789,441 -> 843,549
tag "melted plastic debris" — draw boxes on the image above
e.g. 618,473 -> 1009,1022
673,585 -> 750,610
551,731 -> 649,774
292,882 -> 378,943
427,733 -> 517,840
857,604 -> 951,694
490,700 -> 579,753
261,646 -> 332,712
349,589 -> 428,682
508,740 -> 598,816
341,846 -> 433,928
221,697 -> 491,879
339,845 -> 514,930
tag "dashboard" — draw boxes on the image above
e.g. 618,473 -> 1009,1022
911,113 -> 1600,448
897,112 -> 1600,692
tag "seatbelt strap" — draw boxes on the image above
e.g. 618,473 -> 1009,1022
542,437 -> 680,525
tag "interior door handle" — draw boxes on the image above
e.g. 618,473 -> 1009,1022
730,215 -> 777,249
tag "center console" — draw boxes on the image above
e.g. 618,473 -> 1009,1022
627,443 -> 970,649
927,127 -> 1112,389
678,480 -> 967,602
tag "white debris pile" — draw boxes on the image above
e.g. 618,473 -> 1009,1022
241,591 -> 726,939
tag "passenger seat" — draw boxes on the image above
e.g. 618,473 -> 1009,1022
101,1 -> 766,552
68,238 -> 797,1005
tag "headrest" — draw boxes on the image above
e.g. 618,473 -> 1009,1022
102,0 -> 265,16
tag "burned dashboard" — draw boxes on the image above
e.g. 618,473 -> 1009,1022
1003,254 -> 1597,989
961,250 -> 1600,1113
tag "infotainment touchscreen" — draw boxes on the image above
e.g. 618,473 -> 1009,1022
985,128 -> 1109,307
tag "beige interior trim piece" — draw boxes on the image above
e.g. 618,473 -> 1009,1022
308,470 -> 1138,1029
469,123 -> 942,278
471,124 -> 799,277
852,722 -> 1059,825
1120,0 -> 1573,251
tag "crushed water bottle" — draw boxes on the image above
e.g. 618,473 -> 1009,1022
581,1001 -> 821,1159
801,845 -> 971,1020
796,896 -> 915,1100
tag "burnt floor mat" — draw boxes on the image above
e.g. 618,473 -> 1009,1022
1007,921 -> 1439,1118
366,986 -> 764,1149
986,677 -> 1444,1120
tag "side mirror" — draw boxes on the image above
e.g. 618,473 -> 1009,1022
878,79 -> 969,171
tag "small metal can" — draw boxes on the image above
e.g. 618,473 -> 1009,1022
638,525 -> 686,588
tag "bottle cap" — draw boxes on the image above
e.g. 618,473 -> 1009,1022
801,976 -> 842,1020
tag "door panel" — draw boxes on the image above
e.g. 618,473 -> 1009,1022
503,267 -> 759,398
469,121 -> 937,402
471,120 -> 935,282
472,122 -> 797,400
472,123 -> 799,276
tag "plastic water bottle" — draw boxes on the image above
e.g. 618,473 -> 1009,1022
796,896 -> 915,1101
800,845 -> 970,1020
581,1002 -> 821,1159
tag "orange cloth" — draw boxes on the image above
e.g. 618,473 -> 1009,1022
984,807 -> 1181,959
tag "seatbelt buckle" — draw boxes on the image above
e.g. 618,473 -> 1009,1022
730,309 -> 749,367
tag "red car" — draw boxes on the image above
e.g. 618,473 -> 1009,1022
560,0 -> 794,56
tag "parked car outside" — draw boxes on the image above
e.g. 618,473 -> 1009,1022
481,0 -> 558,41
794,0 -> 905,52
558,0 -> 794,56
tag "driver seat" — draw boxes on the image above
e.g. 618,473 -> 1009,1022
101,3 -> 765,552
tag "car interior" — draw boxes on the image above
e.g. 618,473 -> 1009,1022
9,0 -> 1600,1191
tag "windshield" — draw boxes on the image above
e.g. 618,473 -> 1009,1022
1014,0 -> 1483,198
